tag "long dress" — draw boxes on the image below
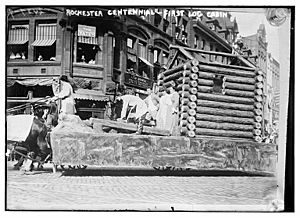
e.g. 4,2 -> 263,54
156,93 -> 173,131
55,81 -> 76,115
170,91 -> 180,136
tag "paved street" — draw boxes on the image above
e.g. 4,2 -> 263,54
6,161 -> 278,211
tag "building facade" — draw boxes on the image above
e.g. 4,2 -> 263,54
6,6 -> 238,118
267,54 -> 280,122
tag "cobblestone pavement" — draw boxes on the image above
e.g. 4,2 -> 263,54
6,161 -> 277,211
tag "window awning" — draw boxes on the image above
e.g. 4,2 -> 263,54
31,39 -> 56,46
7,39 -> 28,45
7,78 -> 53,87
74,89 -> 109,102
127,53 -> 137,63
139,57 -> 154,67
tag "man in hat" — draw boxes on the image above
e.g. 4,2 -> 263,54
51,75 -> 76,117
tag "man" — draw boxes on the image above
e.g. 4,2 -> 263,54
117,93 -> 148,121
117,91 -> 148,134
51,75 -> 76,117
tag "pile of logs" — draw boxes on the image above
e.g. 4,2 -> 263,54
157,59 -> 264,142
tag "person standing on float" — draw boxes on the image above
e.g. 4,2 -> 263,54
51,75 -> 76,118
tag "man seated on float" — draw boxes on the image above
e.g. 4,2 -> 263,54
116,89 -> 148,123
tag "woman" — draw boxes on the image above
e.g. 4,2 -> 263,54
155,87 -> 172,132
51,75 -> 76,117
169,84 -> 180,136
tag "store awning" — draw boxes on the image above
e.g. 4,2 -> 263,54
127,53 -> 137,63
139,57 -> 154,67
31,39 -> 56,46
7,78 -> 53,87
74,89 -> 109,102
7,39 -> 28,45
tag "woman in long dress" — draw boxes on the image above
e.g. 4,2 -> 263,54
155,87 -> 172,132
169,85 -> 180,136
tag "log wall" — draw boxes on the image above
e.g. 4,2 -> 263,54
158,59 -> 264,141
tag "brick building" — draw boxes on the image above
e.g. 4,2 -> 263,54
6,6 -> 239,119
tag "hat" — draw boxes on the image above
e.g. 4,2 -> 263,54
60,75 -> 69,82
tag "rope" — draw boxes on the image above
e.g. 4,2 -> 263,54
7,96 -> 52,113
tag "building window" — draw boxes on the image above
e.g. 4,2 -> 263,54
138,41 -> 147,59
126,32 -> 151,80
210,43 -> 214,51
7,22 -> 29,61
201,39 -> 206,50
153,49 -> 160,63
76,24 -> 99,64
32,20 -> 57,61
194,35 -> 198,48
162,51 -> 168,65
127,37 -> 134,48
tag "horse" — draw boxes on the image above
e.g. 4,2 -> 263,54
7,114 -> 52,171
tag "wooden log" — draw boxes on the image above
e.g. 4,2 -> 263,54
198,71 -> 256,84
193,120 -> 253,131
198,64 -> 256,78
256,82 -> 264,89
181,113 -> 254,125
181,105 -> 254,118
190,87 -> 198,95
178,84 -> 198,94
180,118 -> 196,126
180,127 -> 196,137
180,92 -> 197,102
254,109 -> 263,116
190,80 -> 198,87
163,71 -> 186,82
197,86 -> 255,98
197,92 -> 254,105
188,109 -> 196,116
162,62 -> 191,77
196,99 -> 254,111
157,79 -> 163,86
188,102 -> 197,109
90,118 -> 171,136
190,73 -> 198,80
196,106 -> 254,118
177,77 -> 190,84
254,122 -> 262,129
197,78 -> 256,91
254,136 -> 262,142
254,95 -> 263,102
254,102 -> 263,109
254,116 -> 262,122
187,116 -> 196,123
191,65 -> 199,73
193,128 -> 253,138
253,129 -> 262,136
254,89 -> 263,95
256,70 -> 264,75
180,98 -> 190,105
256,75 -> 264,82
163,80 -> 176,88
187,123 -> 196,131
191,59 -> 199,66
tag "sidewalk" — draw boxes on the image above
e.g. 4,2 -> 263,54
6,161 -> 277,211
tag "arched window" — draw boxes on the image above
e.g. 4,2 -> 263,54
126,26 -> 152,79
153,39 -> 170,81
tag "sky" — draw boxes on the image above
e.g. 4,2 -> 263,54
231,10 -> 281,61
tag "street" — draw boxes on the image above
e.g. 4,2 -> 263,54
6,161 -> 278,211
